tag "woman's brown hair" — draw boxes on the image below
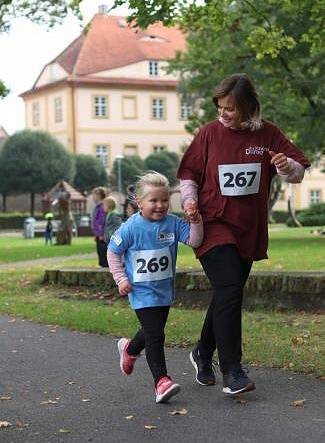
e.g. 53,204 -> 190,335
213,73 -> 262,130
92,186 -> 107,200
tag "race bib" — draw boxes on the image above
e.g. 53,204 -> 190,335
132,247 -> 172,283
218,163 -> 261,196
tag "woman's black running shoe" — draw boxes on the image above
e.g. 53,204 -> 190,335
189,346 -> 216,386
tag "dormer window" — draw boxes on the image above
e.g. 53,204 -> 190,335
149,60 -> 159,77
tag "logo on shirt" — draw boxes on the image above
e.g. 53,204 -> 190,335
111,233 -> 122,245
157,232 -> 175,242
245,146 -> 268,156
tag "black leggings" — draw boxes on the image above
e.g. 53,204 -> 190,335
96,237 -> 108,267
127,306 -> 170,385
198,244 -> 252,374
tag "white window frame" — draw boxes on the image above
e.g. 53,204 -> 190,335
179,99 -> 191,120
93,95 -> 108,118
149,60 -> 159,77
151,97 -> 166,120
32,102 -> 40,126
152,145 -> 167,153
310,189 -> 321,205
95,144 -> 109,167
54,97 -> 63,123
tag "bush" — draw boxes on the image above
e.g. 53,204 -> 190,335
286,203 -> 325,227
0,212 -> 43,229
271,210 -> 289,224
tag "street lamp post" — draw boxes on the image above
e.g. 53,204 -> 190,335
115,154 -> 124,197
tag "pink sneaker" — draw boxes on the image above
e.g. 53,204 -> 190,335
155,377 -> 181,403
117,338 -> 139,375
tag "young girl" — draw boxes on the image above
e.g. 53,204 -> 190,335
102,196 -> 122,244
107,172 -> 203,403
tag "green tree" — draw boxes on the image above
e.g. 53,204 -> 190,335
110,155 -> 146,192
113,0 -> 325,158
0,149 -> 10,211
1,130 -> 75,215
73,154 -> 108,193
145,151 -> 180,186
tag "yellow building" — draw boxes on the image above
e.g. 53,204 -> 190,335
21,11 -> 190,170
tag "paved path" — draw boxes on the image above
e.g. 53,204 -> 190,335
0,253 -> 97,271
0,315 -> 324,443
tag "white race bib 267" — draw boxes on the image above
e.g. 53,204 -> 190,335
132,247 -> 172,283
218,163 -> 261,196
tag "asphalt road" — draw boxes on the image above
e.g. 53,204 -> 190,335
0,315 -> 324,443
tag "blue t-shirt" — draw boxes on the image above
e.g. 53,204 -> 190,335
108,213 -> 190,309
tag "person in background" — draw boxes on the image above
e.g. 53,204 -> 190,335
91,186 -> 108,267
125,199 -> 138,219
103,196 -> 122,245
44,213 -> 53,245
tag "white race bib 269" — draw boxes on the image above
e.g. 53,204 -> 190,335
218,163 -> 261,196
132,247 -> 172,283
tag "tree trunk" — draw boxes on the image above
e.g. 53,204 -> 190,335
287,183 -> 302,227
30,193 -> 35,216
1,194 -> 7,212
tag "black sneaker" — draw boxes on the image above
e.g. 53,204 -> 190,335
189,346 -> 216,386
222,366 -> 255,394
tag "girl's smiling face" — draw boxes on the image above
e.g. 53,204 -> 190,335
137,187 -> 170,222
218,95 -> 241,128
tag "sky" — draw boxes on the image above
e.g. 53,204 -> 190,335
0,1 -> 131,135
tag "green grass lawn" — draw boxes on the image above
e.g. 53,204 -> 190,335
43,226 -> 324,272
0,267 -> 323,377
0,226 -> 323,271
0,236 -> 95,264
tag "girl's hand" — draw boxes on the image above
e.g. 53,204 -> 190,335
184,200 -> 201,224
269,151 -> 291,174
118,279 -> 132,296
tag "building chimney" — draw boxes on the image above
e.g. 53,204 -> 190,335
98,4 -> 108,15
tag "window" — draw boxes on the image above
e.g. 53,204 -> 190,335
32,102 -> 40,126
180,100 -> 191,120
310,189 -> 321,205
122,96 -> 137,119
149,60 -> 159,77
151,98 -> 166,119
153,145 -> 166,153
95,145 -> 109,167
54,97 -> 62,123
93,96 -> 108,118
124,145 -> 138,156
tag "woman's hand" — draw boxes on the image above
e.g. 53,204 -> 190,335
118,279 -> 132,296
269,151 -> 291,174
184,199 -> 201,223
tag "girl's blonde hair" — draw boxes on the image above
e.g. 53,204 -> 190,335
135,171 -> 170,199
92,186 -> 107,200
103,196 -> 117,211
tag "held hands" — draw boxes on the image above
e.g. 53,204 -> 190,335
184,199 -> 202,224
118,279 -> 132,296
269,151 -> 291,175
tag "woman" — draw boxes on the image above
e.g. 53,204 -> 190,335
177,73 -> 310,395
91,186 -> 108,267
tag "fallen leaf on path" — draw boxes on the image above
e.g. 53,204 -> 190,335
235,395 -> 248,405
81,399 -> 91,402
59,429 -> 71,433
66,381 -> 77,385
0,397 -> 11,401
125,415 -> 134,420
144,425 -> 157,430
319,376 -> 325,381
168,408 -> 188,416
40,399 -> 59,405
290,399 -> 306,408
0,421 -> 12,428
16,420 -> 29,428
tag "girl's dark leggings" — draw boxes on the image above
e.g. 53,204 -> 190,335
128,306 -> 170,385
198,244 -> 252,374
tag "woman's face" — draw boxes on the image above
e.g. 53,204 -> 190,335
217,95 -> 241,128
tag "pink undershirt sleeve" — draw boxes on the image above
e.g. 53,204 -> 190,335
276,157 -> 305,184
179,179 -> 198,209
187,219 -> 203,248
107,250 -> 128,286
